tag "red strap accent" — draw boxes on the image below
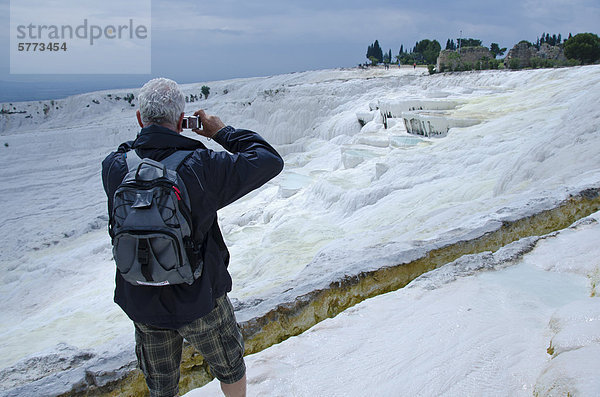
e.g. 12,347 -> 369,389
172,186 -> 181,200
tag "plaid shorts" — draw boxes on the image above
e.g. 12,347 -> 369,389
134,295 -> 246,397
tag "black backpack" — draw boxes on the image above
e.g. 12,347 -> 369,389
109,150 -> 202,286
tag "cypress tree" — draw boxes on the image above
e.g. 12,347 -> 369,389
366,40 -> 384,63
375,40 -> 383,62
446,39 -> 456,51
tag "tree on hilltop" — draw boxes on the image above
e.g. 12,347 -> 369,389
388,49 -> 392,63
201,85 -> 210,99
366,40 -> 384,64
489,43 -> 507,58
564,33 -> 600,64
458,38 -> 482,48
383,49 -> 393,64
537,32 -> 564,48
414,39 -> 441,64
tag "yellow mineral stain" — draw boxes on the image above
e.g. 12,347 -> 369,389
81,188 -> 600,396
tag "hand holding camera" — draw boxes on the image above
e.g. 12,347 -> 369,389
182,109 -> 225,139
181,115 -> 201,130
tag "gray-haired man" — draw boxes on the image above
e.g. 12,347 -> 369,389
102,78 -> 283,397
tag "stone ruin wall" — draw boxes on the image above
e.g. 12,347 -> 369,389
505,42 -> 566,68
436,47 -> 492,71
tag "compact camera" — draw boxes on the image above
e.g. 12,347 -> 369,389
182,116 -> 201,129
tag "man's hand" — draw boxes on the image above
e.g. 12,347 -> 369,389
192,109 -> 226,138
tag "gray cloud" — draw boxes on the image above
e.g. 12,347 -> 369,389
1,0 -> 599,95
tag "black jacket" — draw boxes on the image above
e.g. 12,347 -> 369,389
102,124 -> 283,328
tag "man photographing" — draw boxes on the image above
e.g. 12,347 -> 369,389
102,78 -> 284,397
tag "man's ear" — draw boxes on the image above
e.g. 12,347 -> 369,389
136,110 -> 144,128
176,113 -> 185,133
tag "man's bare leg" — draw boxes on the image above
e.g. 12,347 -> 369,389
220,374 -> 246,397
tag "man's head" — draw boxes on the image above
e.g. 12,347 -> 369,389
137,78 -> 185,131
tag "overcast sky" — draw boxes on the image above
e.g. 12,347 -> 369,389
1,0 -> 599,100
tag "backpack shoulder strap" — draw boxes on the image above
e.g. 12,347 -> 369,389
161,150 -> 195,171
125,149 -> 142,172
160,150 -> 199,267
161,150 -> 195,206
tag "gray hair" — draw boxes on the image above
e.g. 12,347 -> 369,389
138,78 -> 185,127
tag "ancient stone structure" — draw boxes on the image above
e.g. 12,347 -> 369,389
436,47 -> 493,72
504,42 -> 538,68
505,42 -> 566,68
537,43 -> 567,61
